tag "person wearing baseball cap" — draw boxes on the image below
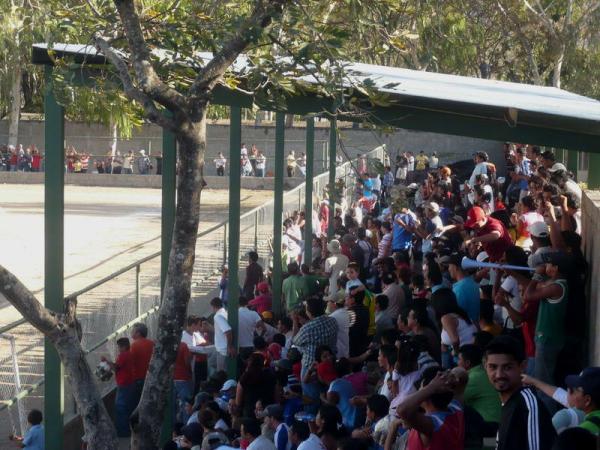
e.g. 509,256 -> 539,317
565,367 -> 600,435
527,221 -> 553,268
464,206 -> 512,262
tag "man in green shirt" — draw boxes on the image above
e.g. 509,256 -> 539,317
282,262 -> 307,313
458,344 -> 502,428
566,367 -> 600,436
301,263 -> 326,296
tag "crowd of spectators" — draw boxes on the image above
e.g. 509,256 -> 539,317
98,145 -> 596,450
0,144 -> 161,174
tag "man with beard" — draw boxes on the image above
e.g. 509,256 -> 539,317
484,336 -> 556,450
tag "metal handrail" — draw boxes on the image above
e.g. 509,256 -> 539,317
0,145 -> 383,335
0,145 -> 385,415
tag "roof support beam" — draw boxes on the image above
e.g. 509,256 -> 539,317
347,106 -> 600,153
227,106 -> 242,377
44,65 -> 65,450
304,117 -> 315,265
328,119 -> 337,239
272,112 -> 285,317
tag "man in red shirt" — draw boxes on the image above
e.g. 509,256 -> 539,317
129,323 -> 154,406
173,342 -> 193,423
464,206 -> 512,262
102,337 -> 134,437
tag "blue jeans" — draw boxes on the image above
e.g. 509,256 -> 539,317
115,384 -> 134,437
174,380 -> 193,423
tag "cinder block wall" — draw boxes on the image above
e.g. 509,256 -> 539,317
0,120 -> 505,176
582,191 -> 600,365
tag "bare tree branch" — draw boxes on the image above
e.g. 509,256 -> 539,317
113,0 -> 186,112
189,0 -> 291,97
84,0 -> 105,20
93,33 -> 178,131
0,265 -> 58,336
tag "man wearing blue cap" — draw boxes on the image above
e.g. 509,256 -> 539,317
566,367 -> 600,436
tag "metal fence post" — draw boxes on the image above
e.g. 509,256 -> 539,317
6,335 -> 26,435
135,264 -> 141,317
254,211 -> 259,251
223,223 -> 228,265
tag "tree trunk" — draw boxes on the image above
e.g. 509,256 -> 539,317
552,45 -> 565,88
54,305 -> 118,450
131,111 -> 207,450
285,113 -> 294,128
110,120 -> 118,156
0,269 -> 118,450
8,66 -> 22,147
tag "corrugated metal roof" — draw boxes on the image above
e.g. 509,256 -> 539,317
32,43 -> 600,136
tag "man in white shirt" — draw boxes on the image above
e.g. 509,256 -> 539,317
326,296 -> 350,358
325,239 -> 350,294
214,152 -> 227,176
264,405 -> 291,450
290,421 -> 325,450
238,296 -> 262,358
430,151 -> 439,169
242,418 -> 276,450
468,151 -> 489,188
210,297 -> 235,371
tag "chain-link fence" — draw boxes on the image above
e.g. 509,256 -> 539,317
0,145 -> 385,441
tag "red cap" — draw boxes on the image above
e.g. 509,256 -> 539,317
257,282 -> 269,293
464,206 -> 486,228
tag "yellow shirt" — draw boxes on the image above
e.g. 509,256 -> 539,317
415,154 -> 429,170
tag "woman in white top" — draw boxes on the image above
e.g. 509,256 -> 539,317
431,288 -> 477,368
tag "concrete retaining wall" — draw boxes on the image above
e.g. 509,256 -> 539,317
0,120 -> 505,175
0,172 -> 305,190
582,190 -> 600,365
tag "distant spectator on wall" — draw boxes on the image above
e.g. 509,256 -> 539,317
137,149 -> 152,174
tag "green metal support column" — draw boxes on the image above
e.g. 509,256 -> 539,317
160,115 -> 176,444
227,106 -> 242,377
44,65 -> 64,450
272,112 -> 285,317
328,119 -> 337,239
304,117 -> 315,265
588,152 -> 600,189
567,150 -> 579,180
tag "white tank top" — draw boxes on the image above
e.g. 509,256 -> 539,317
440,314 -> 477,347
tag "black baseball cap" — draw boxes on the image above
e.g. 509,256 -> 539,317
437,253 -> 462,267
541,251 -> 571,274
565,367 -> 600,403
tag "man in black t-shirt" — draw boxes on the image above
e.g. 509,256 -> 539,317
484,336 -> 556,450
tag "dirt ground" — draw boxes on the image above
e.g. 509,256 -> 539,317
0,184 -> 271,326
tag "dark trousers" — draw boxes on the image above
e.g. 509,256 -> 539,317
217,166 -> 225,176
115,384 -> 134,437
193,359 -> 208,396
